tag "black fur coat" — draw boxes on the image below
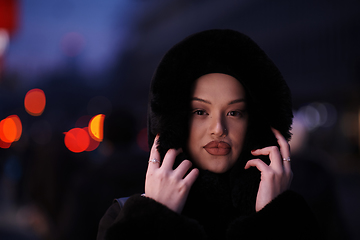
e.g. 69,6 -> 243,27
97,30 -> 321,240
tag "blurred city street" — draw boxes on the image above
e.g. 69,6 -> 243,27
1,0 -> 360,239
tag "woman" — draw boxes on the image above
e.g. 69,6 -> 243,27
97,29 -> 320,239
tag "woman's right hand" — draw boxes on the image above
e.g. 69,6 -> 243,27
145,135 -> 199,214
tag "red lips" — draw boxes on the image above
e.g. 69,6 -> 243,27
203,141 -> 231,156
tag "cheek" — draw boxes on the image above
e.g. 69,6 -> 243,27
187,119 -> 204,152
230,121 -> 248,150
188,117 -> 203,135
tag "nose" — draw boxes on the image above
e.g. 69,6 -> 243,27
209,114 -> 227,137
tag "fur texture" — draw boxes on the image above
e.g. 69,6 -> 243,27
100,191 -> 321,240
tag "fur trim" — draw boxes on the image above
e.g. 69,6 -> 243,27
227,191 -> 322,240
105,195 -> 206,240
102,192 -> 320,240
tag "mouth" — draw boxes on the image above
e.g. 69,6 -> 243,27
203,141 -> 231,156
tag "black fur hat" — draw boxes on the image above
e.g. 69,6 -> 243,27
148,29 -> 293,159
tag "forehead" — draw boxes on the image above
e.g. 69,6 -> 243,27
192,73 -> 246,100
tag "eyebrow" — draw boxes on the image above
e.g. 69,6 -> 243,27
191,97 -> 211,104
191,97 -> 246,105
228,99 -> 246,105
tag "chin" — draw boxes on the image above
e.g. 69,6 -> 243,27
190,152 -> 237,173
204,164 -> 232,174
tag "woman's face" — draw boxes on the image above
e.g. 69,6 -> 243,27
187,73 -> 248,173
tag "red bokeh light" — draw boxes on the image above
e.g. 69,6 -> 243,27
0,138 -> 11,148
83,127 -> 100,151
0,115 -> 22,148
24,88 -> 46,116
64,128 -> 90,153
0,0 -> 18,35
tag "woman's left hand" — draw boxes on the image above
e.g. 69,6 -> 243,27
244,128 -> 293,212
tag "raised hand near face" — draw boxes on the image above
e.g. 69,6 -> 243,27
244,128 -> 293,212
145,135 -> 199,214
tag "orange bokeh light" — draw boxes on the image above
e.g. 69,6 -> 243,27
64,128 -> 90,153
0,115 -> 22,148
9,115 -> 22,141
88,114 -> 105,142
0,117 -> 16,143
24,88 -> 46,116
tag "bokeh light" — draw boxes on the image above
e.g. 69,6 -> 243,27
0,28 -> 9,57
0,139 -> 11,148
64,128 -> 90,153
24,88 -> 46,116
296,102 -> 338,131
88,114 -> 105,142
83,127 -> 100,151
0,117 -> 16,143
0,115 -> 22,148
64,114 -> 105,153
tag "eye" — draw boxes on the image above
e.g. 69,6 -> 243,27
227,111 -> 243,117
193,109 -> 207,115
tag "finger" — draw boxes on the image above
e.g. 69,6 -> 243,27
251,146 -> 283,171
271,128 -> 290,159
161,148 -> 183,170
183,168 -> 199,188
173,160 -> 193,179
271,128 -> 291,172
148,134 -> 161,172
244,159 -> 269,172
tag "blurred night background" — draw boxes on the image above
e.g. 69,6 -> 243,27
0,0 -> 360,239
